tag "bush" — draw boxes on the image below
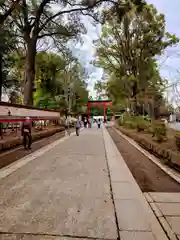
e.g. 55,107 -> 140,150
117,117 -> 123,126
118,113 -> 150,131
124,120 -> 137,129
121,112 -> 133,122
117,113 -> 133,127
152,120 -> 167,142
134,116 -> 149,132
175,131 -> 180,150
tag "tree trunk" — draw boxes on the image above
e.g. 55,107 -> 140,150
23,39 -> 36,106
132,81 -> 139,115
0,55 -> 2,101
0,53 -> 3,138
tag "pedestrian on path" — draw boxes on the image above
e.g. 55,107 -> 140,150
75,116 -> 81,136
65,117 -> 70,136
84,117 -> 87,128
21,117 -> 32,150
88,118 -> 92,128
97,118 -> 101,129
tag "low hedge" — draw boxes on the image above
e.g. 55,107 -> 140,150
115,125 -> 180,167
151,120 -> 167,142
175,131 -> 180,150
0,126 -> 65,152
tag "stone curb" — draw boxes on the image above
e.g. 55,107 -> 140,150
102,126 -> 168,240
114,127 -> 180,184
0,127 -> 65,152
0,131 -> 77,181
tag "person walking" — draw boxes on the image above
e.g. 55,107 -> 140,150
84,117 -> 87,128
75,116 -> 81,136
97,118 -> 101,129
65,117 -> 70,136
21,117 -> 32,150
88,118 -> 91,128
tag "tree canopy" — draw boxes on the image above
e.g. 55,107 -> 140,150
1,0 -> 178,119
93,1 -> 179,118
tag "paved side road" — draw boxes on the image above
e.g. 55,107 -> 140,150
0,128 -> 118,240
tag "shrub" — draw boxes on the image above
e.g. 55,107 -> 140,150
175,131 -> 180,150
117,117 -> 123,126
121,112 -> 133,122
152,120 -> 167,143
134,116 -> 149,132
117,113 -> 134,128
118,114 -> 150,131
124,120 -> 137,129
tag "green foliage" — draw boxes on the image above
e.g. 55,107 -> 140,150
152,120 -> 167,142
8,0 -> 127,105
119,112 -> 136,129
175,131 -> 180,150
94,80 -> 107,99
33,51 -> 88,112
118,112 -> 150,131
134,116 -> 149,132
93,1 -> 179,117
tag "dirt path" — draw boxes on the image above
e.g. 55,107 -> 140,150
108,127 -> 180,192
0,129 -> 74,169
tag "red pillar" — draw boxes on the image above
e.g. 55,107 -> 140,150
112,111 -> 115,121
104,104 -> 106,121
88,103 -> 90,119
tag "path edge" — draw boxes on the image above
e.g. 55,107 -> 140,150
102,126 -> 168,240
114,127 -> 180,184
0,131 -> 77,181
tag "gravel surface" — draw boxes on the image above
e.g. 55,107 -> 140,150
108,127 -> 180,192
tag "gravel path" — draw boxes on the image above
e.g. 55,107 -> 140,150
108,127 -> 180,192
0,129 -> 74,169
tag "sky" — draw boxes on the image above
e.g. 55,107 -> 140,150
70,19 -> 102,98
72,0 -> 180,100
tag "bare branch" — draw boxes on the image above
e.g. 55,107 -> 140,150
0,0 -> 21,25
32,0 -> 50,32
39,0 -> 116,33
37,31 -> 74,39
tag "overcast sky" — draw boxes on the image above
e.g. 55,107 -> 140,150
72,0 -> 180,98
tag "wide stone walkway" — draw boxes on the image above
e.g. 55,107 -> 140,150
0,126 -> 177,240
0,127 -> 117,240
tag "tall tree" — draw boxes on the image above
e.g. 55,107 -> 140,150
0,21 -> 18,101
94,80 -> 107,99
93,2 -> 179,116
34,51 -> 88,113
5,0 -> 146,106
7,0 -> 103,105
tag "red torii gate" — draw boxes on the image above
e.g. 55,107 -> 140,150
87,100 -> 114,120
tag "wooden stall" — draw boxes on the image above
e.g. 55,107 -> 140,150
0,102 -> 62,138
0,102 -> 60,122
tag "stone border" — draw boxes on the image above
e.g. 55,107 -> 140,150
115,125 -> 180,167
114,127 -> 180,184
0,131 -> 76,181
102,126 -> 169,240
0,127 -> 65,152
